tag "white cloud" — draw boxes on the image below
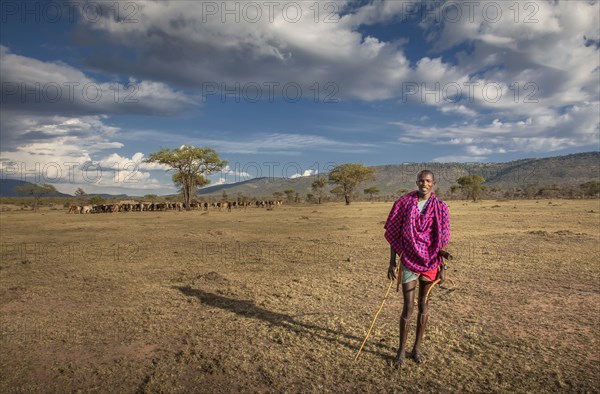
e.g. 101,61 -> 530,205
0,46 -> 205,195
0,45 -> 199,119
69,1 -> 416,101
289,168 -> 318,178
0,116 -> 170,194
186,133 -> 376,155
392,100 -> 600,157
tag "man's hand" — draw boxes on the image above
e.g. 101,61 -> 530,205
437,265 -> 446,285
387,262 -> 398,281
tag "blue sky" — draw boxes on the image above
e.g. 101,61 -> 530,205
1,0 -> 598,195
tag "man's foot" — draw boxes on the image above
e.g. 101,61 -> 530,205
411,349 -> 426,364
392,351 -> 406,368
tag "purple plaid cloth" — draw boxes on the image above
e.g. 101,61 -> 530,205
384,191 -> 450,273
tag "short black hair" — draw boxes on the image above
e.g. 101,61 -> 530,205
417,170 -> 435,181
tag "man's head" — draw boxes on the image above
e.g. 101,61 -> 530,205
416,170 -> 436,198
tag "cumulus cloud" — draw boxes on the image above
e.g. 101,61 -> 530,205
0,45 -> 199,118
0,45 -> 203,194
68,1 -> 599,126
391,100 -> 599,159
69,0 -> 414,101
289,168 -> 319,178
0,115 -> 169,194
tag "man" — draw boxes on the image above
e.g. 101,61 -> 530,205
384,170 -> 450,367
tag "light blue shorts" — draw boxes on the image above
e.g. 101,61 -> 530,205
401,264 -> 434,284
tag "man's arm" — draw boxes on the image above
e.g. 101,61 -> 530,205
437,249 -> 452,284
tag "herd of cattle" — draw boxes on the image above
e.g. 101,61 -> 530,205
67,200 -> 284,214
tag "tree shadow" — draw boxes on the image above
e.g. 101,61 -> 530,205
174,285 -> 394,360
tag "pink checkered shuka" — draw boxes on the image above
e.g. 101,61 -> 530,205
384,191 -> 450,273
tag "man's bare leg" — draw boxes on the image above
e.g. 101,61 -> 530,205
394,280 -> 416,367
412,278 -> 433,364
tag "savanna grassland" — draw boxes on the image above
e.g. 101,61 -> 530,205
0,200 -> 599,393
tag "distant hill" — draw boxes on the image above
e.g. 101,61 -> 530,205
0,180 -> 132,198
1,152 -> 598,198
197,152 -> 600,198
0,179 -> 72,197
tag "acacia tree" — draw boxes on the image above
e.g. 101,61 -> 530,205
311,177 -> 327,204
144,146 -> 226,210
330,186 -> 345,200
580,180 -> 600,197
364,186 -> 380,202
89,196 -> 105,205
284,189 -> 295,203
16,183 -> 57,211
328,163 -> 376,205
456,175 -> 486,201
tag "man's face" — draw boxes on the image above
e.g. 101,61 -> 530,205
416,173 -> 435,195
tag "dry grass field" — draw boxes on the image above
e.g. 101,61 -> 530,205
1,199 -> 599,393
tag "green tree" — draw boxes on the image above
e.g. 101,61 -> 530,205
328,163 -> 376,205
172,171 -> 210,206
311,177 -> 327,204
273,191 -> 284,200
580,180 -> 600,197
306,193 -> 316,203
144,194 -> 158,202
284,189 -> 295,203
89,196 -> 105,205
144,146 -> 226,210
330,186 -> 345,200
364,186 -> 380,202
16,183 -> 57,211
456,175 -> 486,201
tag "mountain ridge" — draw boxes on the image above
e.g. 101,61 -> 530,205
1,152 -> 597,198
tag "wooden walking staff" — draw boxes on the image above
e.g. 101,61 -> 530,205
424,250 -> 454,302
353,265 -> 400,363
396,254 -> 403,292
353,250 -> 453,362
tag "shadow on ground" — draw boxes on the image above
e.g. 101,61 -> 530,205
174,285 -> 395,360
